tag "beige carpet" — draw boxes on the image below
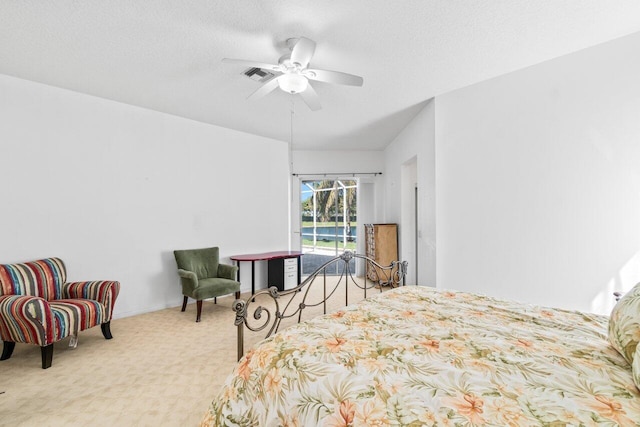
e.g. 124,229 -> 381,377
0,277 -> 386,426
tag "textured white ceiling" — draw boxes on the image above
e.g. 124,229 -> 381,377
2,1 -> 640,150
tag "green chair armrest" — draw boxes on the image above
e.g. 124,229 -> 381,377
177,269 -> 197,281
217,263 -> 238,280
177,269 -> 198,295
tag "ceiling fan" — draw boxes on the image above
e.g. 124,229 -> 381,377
222,37 -> 363,111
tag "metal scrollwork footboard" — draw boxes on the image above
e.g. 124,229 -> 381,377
233,251 -> 408,360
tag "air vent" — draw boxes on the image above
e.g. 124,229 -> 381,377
243,67 -> 276,83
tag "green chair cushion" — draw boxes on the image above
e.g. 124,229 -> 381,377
190,278 -> 241,300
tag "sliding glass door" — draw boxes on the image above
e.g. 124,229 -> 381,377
300,179 -> 357,275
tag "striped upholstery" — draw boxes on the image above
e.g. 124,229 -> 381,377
62,280 -> 119,319
0,258 -> 67,300
0,258 -> 119,347
0,295 -> 53,346
51,300 -> 107,341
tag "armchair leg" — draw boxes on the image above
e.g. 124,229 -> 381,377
196,300 -> 203,322
101,322 -> 113,339
181,296 -> 188,312
1,341 -> 16,361
214,297 -> 217,304
41,344 -> 54,369
235,291 -> 240,299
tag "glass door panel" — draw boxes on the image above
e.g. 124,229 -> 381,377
300,179 -> 357,275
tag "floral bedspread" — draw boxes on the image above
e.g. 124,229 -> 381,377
202,286 -> 640,426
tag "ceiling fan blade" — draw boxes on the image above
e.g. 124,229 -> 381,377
290,37 -> 316,68
247,76 -> 281,100
299,84 -> 322,111
304,68 -> 363,86
222,58 -> 281,72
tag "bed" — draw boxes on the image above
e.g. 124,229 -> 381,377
202,252 -> 640,426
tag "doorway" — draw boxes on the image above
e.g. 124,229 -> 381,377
401,157 -> 418,285
300,179 -> 357,275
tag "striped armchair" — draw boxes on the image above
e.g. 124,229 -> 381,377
0,258 -> 120,369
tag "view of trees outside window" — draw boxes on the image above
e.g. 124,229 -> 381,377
301,179 -> 357,254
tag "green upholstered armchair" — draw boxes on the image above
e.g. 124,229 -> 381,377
173,247 -> 241,322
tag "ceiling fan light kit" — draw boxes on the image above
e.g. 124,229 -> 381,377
278,73 -> 308,94
222,37 -> 363,111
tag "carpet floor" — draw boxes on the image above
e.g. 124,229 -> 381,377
0,276 -> 385,426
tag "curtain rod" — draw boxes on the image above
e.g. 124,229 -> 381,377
292,172 -> 382,177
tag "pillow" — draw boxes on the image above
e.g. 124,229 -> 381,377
609,282 -> 640,365
633,343 -> 640,391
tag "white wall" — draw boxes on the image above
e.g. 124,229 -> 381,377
436,32 -> 640,314
291,150 -> 385,175
0,75 -> 290,318
384,100 -> 436,286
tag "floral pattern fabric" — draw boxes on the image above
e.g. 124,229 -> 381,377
203,286 -> 640,426
633,344 -> 640,391
609,282 -> 640,365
